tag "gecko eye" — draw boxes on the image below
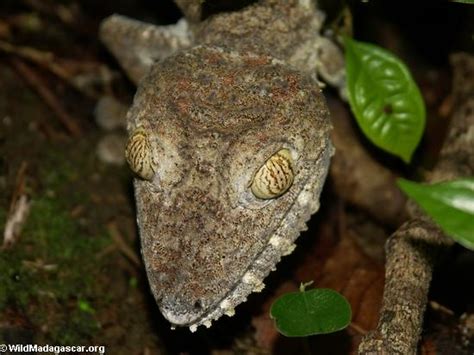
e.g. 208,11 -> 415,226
125,128 -> 157,180
250,149 -> 294,199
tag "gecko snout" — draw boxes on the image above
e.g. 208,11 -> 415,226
159,296 -> 207,327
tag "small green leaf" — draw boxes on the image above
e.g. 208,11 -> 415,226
398,178 -> 474,249
270,287 -> 352,337
450,0 -> 474,3
344,37 -> 426,163
77,299 -> 95,314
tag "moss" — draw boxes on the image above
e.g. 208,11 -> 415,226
0,195 -> 110,342
49,307 -> 101,345
0,141 -> 111,345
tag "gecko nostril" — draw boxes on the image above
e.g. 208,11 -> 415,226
193,300 -> 203,310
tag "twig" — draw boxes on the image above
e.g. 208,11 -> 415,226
2,162 -> 31,249
22,259 -> 58,272
350,322 -> 369,335
0,40 -> 64,76
3,195 -> 30,249
10,58 -> 82,137
106,222 -> 141,267
429,301 -> 455,316
7,161 -> 28,213
358,53 -> 474,354
0,40 -> 111,99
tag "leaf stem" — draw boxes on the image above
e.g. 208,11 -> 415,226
299,280 -> 314,292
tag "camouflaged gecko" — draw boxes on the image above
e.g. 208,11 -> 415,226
100,0 -> 345,331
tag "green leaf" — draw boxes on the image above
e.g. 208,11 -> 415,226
450,0 -> 474,3
344,37 -> 426,163
77,299 -> 95,314
270,287 -> 352,337
398,178 -> 474,249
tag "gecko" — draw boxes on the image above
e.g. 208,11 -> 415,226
99,0 -> 345,332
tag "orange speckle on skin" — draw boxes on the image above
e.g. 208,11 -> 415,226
244,55 -> 270,67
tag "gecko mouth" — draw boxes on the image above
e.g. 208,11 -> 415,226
159,298 -> 207,327
157,141 -> 332,331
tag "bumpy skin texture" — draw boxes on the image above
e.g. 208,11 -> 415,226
100,0 -> 337,330
196,2 -> 345,88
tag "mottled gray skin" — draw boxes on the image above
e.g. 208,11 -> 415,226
100,0 -> 340,330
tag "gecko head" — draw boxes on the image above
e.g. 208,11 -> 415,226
125,45 -> 333,329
